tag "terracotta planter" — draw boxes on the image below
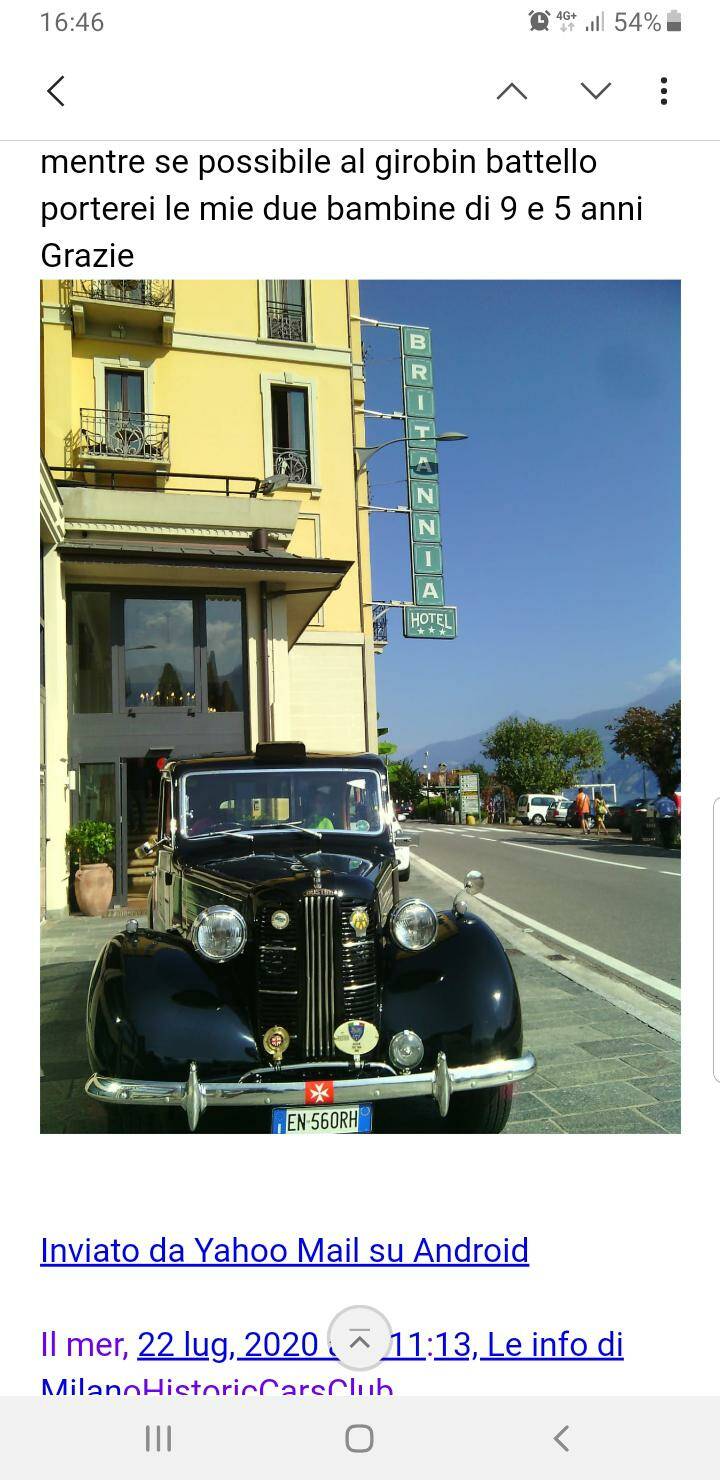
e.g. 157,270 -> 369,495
74,862 -> 114,917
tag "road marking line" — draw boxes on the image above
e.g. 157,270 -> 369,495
495,839 -> 646,870
419,827 -> 649,870
413,852 -> 681,1003
431,828 -> 681,877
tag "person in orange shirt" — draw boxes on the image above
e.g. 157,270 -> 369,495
576,787 -> 591,836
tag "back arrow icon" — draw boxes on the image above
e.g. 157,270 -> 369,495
47,76 -> 65,106
553,1425 -> 570,1452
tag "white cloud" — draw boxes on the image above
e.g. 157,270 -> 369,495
629,657 -> 680,694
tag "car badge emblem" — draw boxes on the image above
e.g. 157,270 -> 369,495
263,1025 -> 290,1064
271,909 -> 290,931
313,867 -> 323,888
333,1019 -> 380,1060
349,907 -> 369,938
305,1080 -> 334,1105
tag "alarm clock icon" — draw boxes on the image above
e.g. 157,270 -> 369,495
529,9 -> 551,29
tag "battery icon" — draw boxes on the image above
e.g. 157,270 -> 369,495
666,9 -> 682,29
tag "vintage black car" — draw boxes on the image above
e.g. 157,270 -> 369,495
85,745 -> 536,1134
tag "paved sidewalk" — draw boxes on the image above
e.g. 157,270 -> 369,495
40,881 -> 680,1134
41,914 -> 139,1134
414,870 -> 680,1134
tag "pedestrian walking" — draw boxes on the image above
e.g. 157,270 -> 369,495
576,786 -> 591,836
594,792 -> 609,837
654,794 -> 679,849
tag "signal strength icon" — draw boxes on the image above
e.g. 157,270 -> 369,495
586,10 -> 605,28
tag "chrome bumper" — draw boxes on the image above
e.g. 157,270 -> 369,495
86,1051 -> 536,1131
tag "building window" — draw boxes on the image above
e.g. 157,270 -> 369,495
206,596 -> 245,713
105,369 -> 144,424
69,589 -> 248,739
71,590 -> 112,713
271,385 -> 311,484
78,762 -> 116,825
124,597 -> 195,708
266,280 -> 306,342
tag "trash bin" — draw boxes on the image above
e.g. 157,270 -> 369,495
658,815 -> 679,849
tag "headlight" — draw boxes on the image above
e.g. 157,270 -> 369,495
389,899 -> 438,952
191,905 -> 247,963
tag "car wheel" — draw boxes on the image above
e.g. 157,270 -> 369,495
531,813 -> 544,827
441,1085 -> 514,1133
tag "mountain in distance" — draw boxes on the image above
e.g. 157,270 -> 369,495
408,673 -> 680,800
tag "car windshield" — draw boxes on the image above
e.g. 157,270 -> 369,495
179,767 -> 387,840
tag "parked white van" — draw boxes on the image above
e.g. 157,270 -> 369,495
516,793 -> 566,827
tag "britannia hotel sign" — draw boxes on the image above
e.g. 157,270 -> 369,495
400,326 -> 457,640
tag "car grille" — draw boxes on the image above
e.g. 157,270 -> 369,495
256,897 -> 380,1060
304,892 -> 336,1057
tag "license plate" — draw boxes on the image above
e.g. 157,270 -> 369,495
271,1105 -> 372,1135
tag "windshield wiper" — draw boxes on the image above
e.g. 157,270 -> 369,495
250,821 -> 323,838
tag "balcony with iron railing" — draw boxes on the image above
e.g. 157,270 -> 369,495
66,281 -> 175,342
78,409 -> 170,467
273,446 -> 311,484
266,298 -> 307,342
372,604 -> 389,648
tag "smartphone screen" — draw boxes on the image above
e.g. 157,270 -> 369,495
1,2 -> 715,1471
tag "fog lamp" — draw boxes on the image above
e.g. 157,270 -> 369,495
191,904 -> 247,963
389,1029 -> 424,1070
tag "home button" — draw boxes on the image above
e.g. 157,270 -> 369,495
345,1424 -> 374,1454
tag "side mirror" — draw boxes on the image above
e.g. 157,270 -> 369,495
464,869 -> 485,896
135,837 -> 158,859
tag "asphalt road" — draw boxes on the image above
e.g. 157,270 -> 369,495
407,822 -> 680,990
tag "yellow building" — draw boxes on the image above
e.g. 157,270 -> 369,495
40,280 -> 377,914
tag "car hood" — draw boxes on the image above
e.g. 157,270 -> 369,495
183,847 -> 388,907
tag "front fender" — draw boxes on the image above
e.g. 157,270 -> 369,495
86,928 -> 261,1080
380,911 -> 523,1067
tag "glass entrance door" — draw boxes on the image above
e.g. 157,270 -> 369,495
75,761 -> 121,910
125,758 -> 161,906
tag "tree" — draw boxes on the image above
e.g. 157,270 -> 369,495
376,712 -> 396,762
374,719 -> 423,807
483,716 -> 604,798
157,662 -> 184,706
387,758 -> 424,809
608,702 -> 681,795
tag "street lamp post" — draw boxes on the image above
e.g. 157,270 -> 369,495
355,431 -> 467,475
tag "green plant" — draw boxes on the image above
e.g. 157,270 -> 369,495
483,717 -> 604,798
414,795 -> 447,821
66,820 -> 116,866
608,701 -> 681,795
388,758 -> 424,809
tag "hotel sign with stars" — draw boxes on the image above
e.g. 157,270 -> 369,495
400,326 -> 458,639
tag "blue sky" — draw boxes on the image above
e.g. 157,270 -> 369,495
359,280 -> 680,756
